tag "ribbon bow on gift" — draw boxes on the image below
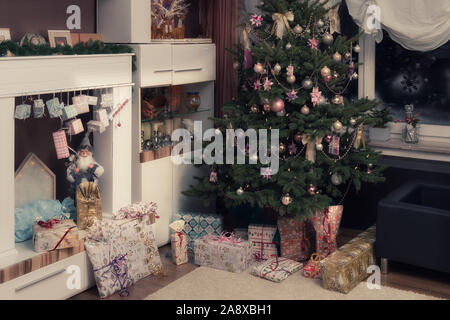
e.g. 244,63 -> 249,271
37,219 -> 62,229
271,11 -> 294,39
303,253 -> 322,279
94,253 -> 130,298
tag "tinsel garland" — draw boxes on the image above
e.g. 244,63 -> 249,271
0,40 -> 136,71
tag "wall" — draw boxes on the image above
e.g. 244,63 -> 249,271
0,0 -> 96,42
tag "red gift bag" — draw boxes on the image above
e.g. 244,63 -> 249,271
311,205 -> 343,257
277,217 -> 313,262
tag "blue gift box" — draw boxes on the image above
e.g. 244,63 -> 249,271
33,99 -> 45,118
15,104 -> 31,120
46,98 -> 63,118
61,104 -> 78,121
171,211 -> 223,252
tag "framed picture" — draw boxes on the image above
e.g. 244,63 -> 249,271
48,30 -> 72,48
0,28 -> 11,43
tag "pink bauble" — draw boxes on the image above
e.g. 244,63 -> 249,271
271,98 -> 285,112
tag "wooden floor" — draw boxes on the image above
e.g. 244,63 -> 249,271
71,229 -> 450,300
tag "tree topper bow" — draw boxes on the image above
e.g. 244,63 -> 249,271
271,11 -> 294,39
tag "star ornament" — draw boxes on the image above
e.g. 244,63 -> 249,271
286,89 -> 298,102
263,78 -> 273,91
253,80 -> 261,91
308,37 -> 319,50
250,14 -> 263,27
261,167 -> 273,180
310,86 -> 322,107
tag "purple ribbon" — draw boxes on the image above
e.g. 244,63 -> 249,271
94,253 -> 130,297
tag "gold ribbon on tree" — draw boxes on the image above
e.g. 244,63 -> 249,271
302,135 -> 323,163
271,11 -> 294,39
353,124 -> 366,149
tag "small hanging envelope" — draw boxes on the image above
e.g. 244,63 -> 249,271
15,104 -> 31,120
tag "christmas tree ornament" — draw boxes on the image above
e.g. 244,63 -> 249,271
279,143 -> 286,154
322,32 -> 333,45
321,66 -> 331,77
350,118 -> 357,126
236,187 -> 244,196
310,86 -> 323,107
293,24 -> 303,34
302,135 -> 323,163
209,171 -> 218,183
263,103 -> 271,112
273,63 -> 282,73
354,44 -> 361,53
288,142 -> 297,155
294,132 -> 302,143
286,89 -> 298,102
352,72 -> 359,80
367,169 -> 372,175
271,98 -> 285,112
271,11 -> 294,39
332,95 -> 344,105
261,167 -> 273,180
250,105 -> 259,113
277,109 -> 286,117
250,14 -> 263,27
319,96 -> 327,105
281,193 -> 292,206
286,42 -> 292,49
323,74 -> 332,83
308,184 -> 317,195
263,78 -> 273,91
329,136 -> 340,155
308,37 -> 319,50
302,78 -> 313,89
331,173 -> 343,186
301,105 -> 310,115
254,63 -> 264,74
353,125 -> 366,149
324,135 -> 332,143
332,52 -> 342,62
286,74 -> 296,84
316,19 -> 324,28
316,143 -> 324,151
333,71 -> 340,79
233,61 -> 240,70
368,163 -> 374,168
333,120 -> 343,131
343,52 -> 352,60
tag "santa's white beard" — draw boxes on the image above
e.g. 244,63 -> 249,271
77,155 -> 95,172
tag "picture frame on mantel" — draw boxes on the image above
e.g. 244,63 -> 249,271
0,28 -> 11,43
48,30 -> 72,48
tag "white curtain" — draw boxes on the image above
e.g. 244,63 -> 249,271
346,0 -> 450,51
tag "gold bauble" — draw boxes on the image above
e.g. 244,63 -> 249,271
301,105 -> 310,115
287,75 -> 296,84
281,193 -> 293,206
321,66 -> 331,77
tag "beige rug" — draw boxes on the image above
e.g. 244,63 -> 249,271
146,266 -> 441,300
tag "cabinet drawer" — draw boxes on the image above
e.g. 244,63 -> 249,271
0,252 -> 94,300
172,44 -> 216,85
136,44 -> 173,87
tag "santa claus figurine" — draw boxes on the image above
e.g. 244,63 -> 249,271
67,135 -> 104,193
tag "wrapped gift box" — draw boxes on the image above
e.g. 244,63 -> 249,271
52,130 -> 70,159
73,95 -> 90,115
61,104 -> 78,121
194,235 -> 252,273
312,205 -> 343,257
46,98 -> 63,118
113,201 -> 158,223
67,118 -> 84,135
94,109 -> 110,128
278,217 -> 313,261
32,219 -> 80,252
320,225 -> 376,294
248,224 -> 278,260
171,212 -> 223,252
15,104 -> 31,120
170,220 -> 188,265
251,257 -> 303,282
87,120 -> 106,134
33,99 -> 45,118
88,214 -> 163,284
76,182 -> 102,230
85,240 -> 133,298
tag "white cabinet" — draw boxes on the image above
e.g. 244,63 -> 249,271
172,44 -> 216,85
97,0 -> 151,44
132,44 -> 216,87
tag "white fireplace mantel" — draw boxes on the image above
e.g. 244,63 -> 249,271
0,53 -> 134,258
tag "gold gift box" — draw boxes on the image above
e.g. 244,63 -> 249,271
320,225 -> 376,294
76,182 -> 102,230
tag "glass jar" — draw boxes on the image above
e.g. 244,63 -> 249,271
186,92 -> 201,112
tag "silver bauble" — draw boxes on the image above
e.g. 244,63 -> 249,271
331,173 -> 343,186
354,44 -> 361,53
322,33 -> 333,45
302,78 -> 313,89
273,63 -> 282,73
332,52 -> 342,62
236,187 -> 244,196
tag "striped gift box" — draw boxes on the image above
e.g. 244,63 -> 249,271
73,95 -> 90,114
52,130 -> 70,159
67,119 -> 84,135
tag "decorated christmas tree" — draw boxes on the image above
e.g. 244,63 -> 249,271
184,0 -> 385,220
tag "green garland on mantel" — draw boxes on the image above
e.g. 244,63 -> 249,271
0,40 -> 136,71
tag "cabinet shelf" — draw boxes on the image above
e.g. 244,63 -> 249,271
141,108 -> 212,123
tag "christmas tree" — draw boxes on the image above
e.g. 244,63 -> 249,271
183,0 -> 385,219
